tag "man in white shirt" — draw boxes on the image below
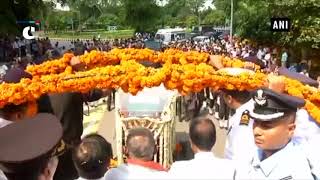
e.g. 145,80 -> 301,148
241,50 -> 249,58
281,49 -> 288,68
256,47 -> 265,60
168,118 -> 236,179
104,128 -> 167,180
0,64 -> 8,76
73,134 -> 113,180
231,48 -> 237,58
221,89 -> 256,165
263,51 -> 271,68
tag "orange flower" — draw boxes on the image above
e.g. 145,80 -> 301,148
0,48 -> 318,123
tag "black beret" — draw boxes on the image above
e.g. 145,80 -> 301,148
0,113 -> 62,173
278,67 -> 319,87
249,88 -> 305,121
3,68 -> 32,83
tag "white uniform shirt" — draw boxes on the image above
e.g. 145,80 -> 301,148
225,100 -> 257,165
238,142 -> 314,180
104,163 -> 167,180
292,109 -> 320,145
168,152 -> 236,179
304,134 -> 320,179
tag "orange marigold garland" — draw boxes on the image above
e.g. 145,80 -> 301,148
221,55 -> 260,70
26,53 -> 74,76
26,49 -> 241,76
305,101 -> 320,122
1,48 -> 320,124
0,60 -> 265,105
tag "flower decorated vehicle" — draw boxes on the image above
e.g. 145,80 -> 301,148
115,85 -> 178,168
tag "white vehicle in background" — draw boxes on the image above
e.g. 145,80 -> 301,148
193,35 -> 210,42
155,28 -> 187,45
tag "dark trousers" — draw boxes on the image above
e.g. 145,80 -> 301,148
54,149 -> 79,180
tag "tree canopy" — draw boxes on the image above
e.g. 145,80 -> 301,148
213,0 -> 320,49
1,0 -> 319,50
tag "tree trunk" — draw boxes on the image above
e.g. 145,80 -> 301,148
198,12 -> 201,27
301,47 -> 309,61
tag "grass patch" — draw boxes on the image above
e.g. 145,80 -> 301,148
43,29 -> 134,39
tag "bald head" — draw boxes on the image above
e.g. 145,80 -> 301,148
126,128 -> 155,161
189,118 -> 216,151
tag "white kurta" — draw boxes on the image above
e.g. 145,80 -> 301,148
168,152 -> 236,180
224,100 -> 257,165
104,164 -> 167,180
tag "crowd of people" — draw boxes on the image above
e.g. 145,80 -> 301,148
0,33 -> 316,79
164,38 -> 315,77
0,33 -> 319,180
0,35 -> 149,78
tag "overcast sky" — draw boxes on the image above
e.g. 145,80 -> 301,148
202,0 -> 215,10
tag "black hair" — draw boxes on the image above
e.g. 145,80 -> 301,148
3,153 -> 51,180
189,118 -> 216,151
222,90 -> 251,104
0,102 -> 29,120
72,134 -> 112,179
126,127 -> 155,161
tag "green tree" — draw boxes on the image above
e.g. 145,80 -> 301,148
203,10 -> 226,26
121,0 -> 160,32
269,0 -> 320,49
186,15 -> 198,27
0,0 -> 45,35
214,0 -> 320,49
187,0 -> 206,26
66,0 -> 103,30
